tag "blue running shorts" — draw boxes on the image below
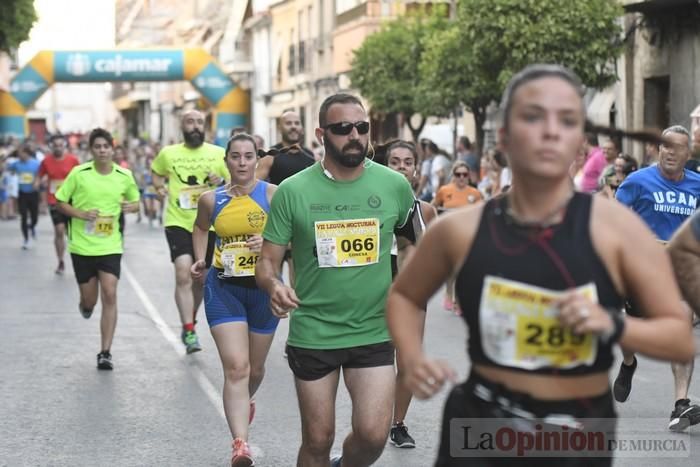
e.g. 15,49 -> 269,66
204,268 -> 279,333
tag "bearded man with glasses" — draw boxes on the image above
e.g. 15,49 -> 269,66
256,93 -> 420,467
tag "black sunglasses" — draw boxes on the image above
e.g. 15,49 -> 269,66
453,172 -> 469,178
323,121 -> 370,136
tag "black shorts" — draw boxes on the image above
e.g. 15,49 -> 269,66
286,341 -> 395,381
70,253 -> 122,284
164,226 -> 216,267
436,371 -> 616,467
49,205 -> 70,226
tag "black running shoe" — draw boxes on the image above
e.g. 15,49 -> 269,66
97,351 -> 113,370
669,399 -> 700,432
613,357 -> 637,403
390,422 -> 416,448
79,303 -> 94,319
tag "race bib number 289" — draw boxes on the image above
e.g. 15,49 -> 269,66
479,276 -> 599,370
314,218 -> 380,268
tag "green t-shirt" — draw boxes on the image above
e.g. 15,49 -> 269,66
151,142 -> 228,232
55,162 -> 140,256
263,161 -> 415,349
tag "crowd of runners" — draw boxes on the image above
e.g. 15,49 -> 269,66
6,64 -> 700,467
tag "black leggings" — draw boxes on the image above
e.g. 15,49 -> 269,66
18,191 -> 39,241
436,371 -> 616,467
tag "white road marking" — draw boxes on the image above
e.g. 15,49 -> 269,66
122,262 -> 224,417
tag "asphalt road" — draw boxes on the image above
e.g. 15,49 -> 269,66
1,214 -> 699,466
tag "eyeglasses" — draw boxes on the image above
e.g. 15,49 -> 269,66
453,172 -> 469,178
323,121 -> 370,136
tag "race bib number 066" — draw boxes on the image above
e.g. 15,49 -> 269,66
478,276 -> 599,370
314,218 -> 380,268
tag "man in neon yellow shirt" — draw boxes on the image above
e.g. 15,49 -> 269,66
56,128 -> 140,370
151,110 -> 229,353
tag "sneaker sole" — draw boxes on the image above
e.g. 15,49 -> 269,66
186,344 -> 202,354
97,362 -> 113,370
669,417 -> 690,432
390,440 -> 416,449
231,456 -> 253,467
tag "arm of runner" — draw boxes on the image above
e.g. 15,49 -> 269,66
255,155 -> 273,181
586,199 -> 694,362
387,210 -> 480,399
256,240 -> 299,318
397,201 -> 437,267
669,213 -> 700,319
151,171 -> 168,199
191,191 -> 214,280
56,202 -> 98,221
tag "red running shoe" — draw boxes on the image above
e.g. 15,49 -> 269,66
231,438 -> 254,467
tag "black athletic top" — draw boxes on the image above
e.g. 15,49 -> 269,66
268,144 -> 315,186
455,193 -> 623,375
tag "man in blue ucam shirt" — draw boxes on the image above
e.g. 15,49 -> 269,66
615,125 -> 700,432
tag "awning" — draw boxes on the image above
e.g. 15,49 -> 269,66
587,89 -> 616,127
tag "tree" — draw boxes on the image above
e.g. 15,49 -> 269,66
0,0 -> 37,53
349,9 -> 449,141
420,0 -> 623,154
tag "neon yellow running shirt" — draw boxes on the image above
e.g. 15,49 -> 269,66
151,142 -> 228,232
56,162 -> 140,256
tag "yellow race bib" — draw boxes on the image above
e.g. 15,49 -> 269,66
314,218 -> 380,268
479,276 -> 598,370
178,185 -> 208,209
220,241 -> 258,277
85,215 -> 115,237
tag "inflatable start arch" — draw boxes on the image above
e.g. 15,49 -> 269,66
0,48 -> 248,145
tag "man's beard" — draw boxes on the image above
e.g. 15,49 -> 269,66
325,139 -> 367,168
283,129 -> 303,145
183,129 -> 204,147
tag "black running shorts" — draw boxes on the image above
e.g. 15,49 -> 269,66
70,253 -> 122,284
286,341 -> 395,381
164,226 -> 216,266
49,205 -> 70,226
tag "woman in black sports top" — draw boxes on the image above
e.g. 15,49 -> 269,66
386,64 -> 694,466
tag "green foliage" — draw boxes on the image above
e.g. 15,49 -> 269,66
419,0 -> 623,151
349,8 -> 449,137
0,0 -> 38,53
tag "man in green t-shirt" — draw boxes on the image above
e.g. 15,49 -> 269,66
256,94 -> 416,467
56,128 -> 140,370
151,110 -> 228,354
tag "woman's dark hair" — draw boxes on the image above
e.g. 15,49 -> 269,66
225,133 -> 258,156
88,128 -> 113,147
617,154 -> 638,177
500,64 -> 585,130
501,65 -> 673,150
372,139 -> 418,166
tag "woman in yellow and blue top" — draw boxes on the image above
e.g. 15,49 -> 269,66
191,133 -> 277,467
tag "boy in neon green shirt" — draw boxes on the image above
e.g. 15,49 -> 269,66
56,128 -> 140,370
